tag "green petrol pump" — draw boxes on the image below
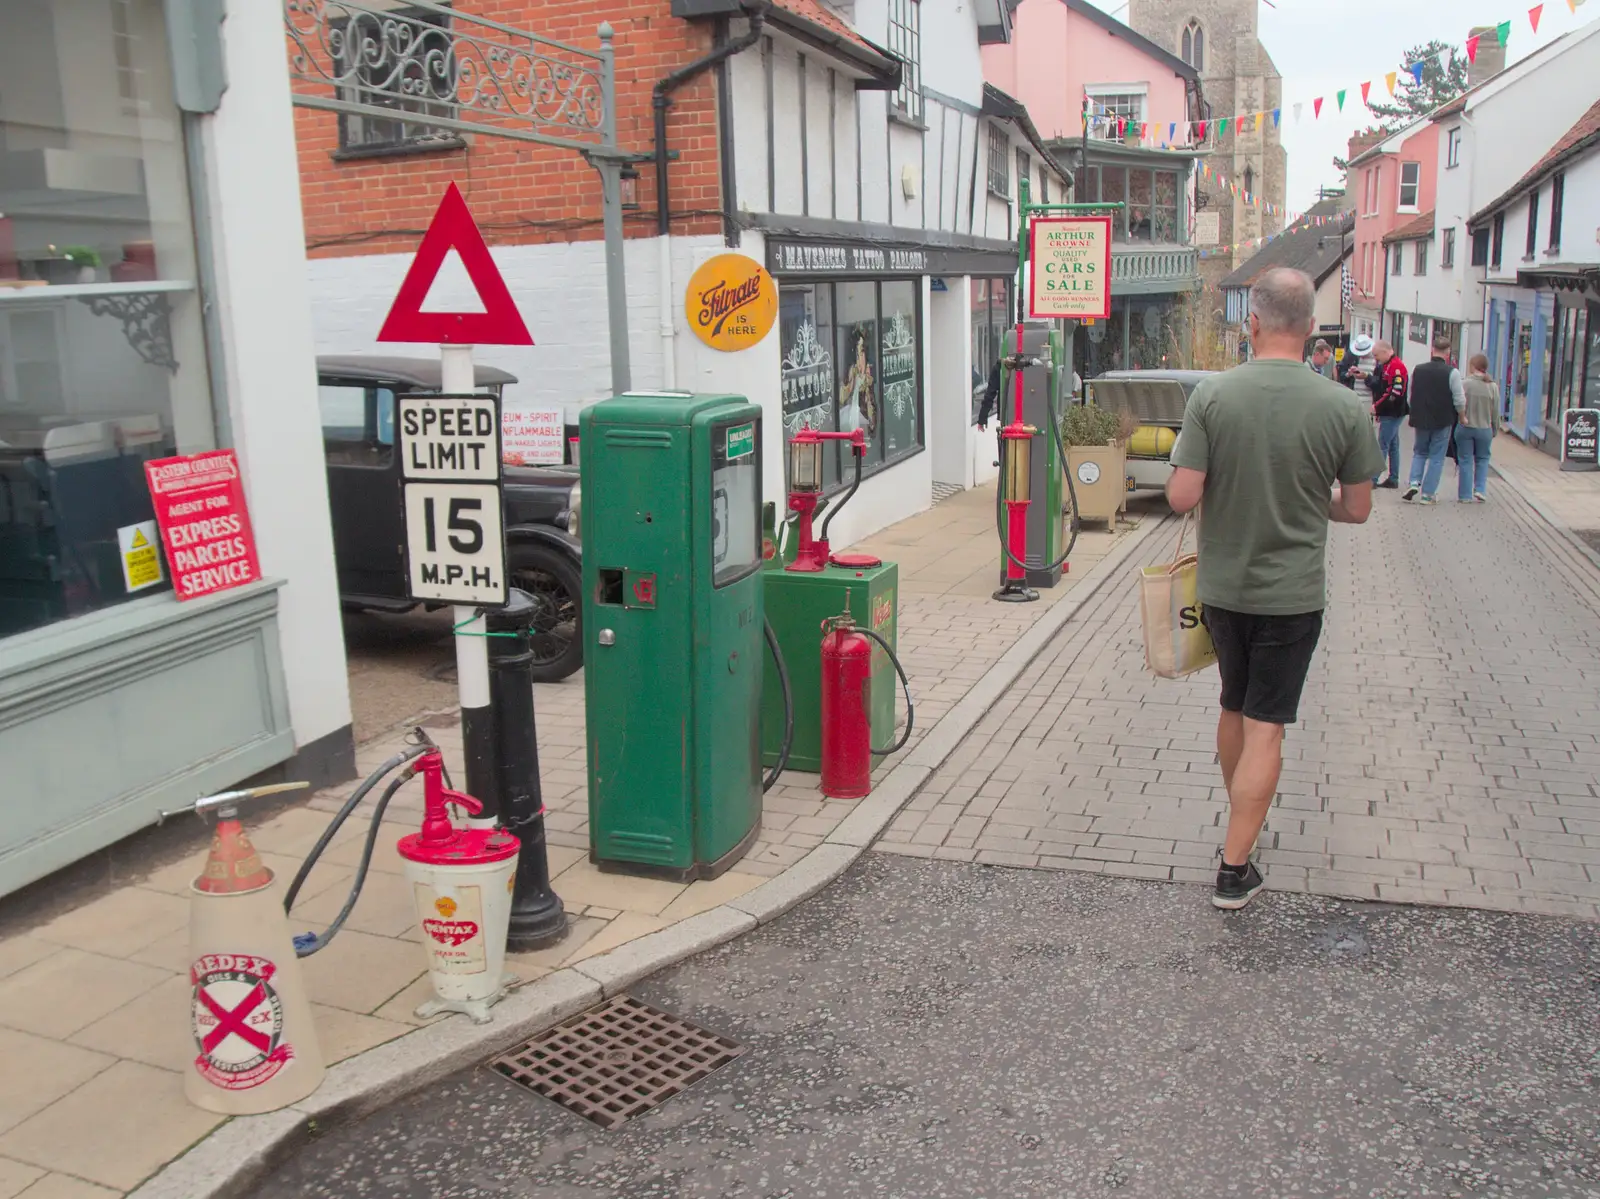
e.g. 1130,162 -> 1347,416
759,427 -> 900,774
580,393 -> 772,881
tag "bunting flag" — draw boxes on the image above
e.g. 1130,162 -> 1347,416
1219,116 -> 1230,136
1360,81 -> 1372,105
1197,119 -> 1207,140
1314,97 -> 1324,118
1140,122 -> 1149,139
1254,111 -> 1263,131
1530,3 -> 1544,31
1169,122 -> 1177,141
1272,108 -> 1281,127
1293,102 -> 1303,123
1466,33 -> 1481,62
1497,18 -> 1512,43
1410,60 -> 1427,84
1386,71 -> 1398,95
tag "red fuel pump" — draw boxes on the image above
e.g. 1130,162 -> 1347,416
786,425 -> 867,571
819,608 -> 915,799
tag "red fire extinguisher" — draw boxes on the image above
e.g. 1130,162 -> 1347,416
819,609 -> 914,800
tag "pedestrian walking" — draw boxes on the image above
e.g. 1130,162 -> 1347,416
1166,268 -> 1384,911
1306,339 -> 1334,378
1402,334 -> 1465,504
1455,353 -> 1499,503
1368,341 -> 1409,488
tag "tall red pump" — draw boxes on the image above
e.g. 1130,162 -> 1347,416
819,612 -> 875,799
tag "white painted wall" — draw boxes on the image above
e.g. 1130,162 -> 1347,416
205,0 -> 351,749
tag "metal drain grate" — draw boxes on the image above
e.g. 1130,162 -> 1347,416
487,995 -> 743,1129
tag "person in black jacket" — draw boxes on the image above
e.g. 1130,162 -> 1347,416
1403,334 -> 1466,504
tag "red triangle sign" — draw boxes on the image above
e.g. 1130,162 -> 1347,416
377,183 -> 533,346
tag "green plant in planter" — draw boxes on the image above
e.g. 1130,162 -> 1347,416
1060,403 -> 1124,447
60,246 -> 102,269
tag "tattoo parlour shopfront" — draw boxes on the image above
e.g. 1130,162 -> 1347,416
762,224 -> 1021,542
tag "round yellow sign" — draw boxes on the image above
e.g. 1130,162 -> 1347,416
685,254 -> 778,352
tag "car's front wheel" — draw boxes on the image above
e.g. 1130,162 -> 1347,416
508,541 -> 583,683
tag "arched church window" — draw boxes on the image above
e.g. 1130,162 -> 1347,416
1182,20 -> 1204,72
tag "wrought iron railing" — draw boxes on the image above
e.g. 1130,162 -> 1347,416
284,0 -> 612,151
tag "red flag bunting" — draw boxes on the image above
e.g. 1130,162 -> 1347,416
1530,3 -> 1543,31
1361,81 -> 1372,105
1313,97 -> 1324,118
1466,34 -> 1481,63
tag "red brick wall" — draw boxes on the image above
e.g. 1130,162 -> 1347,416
293,1 -> 723,259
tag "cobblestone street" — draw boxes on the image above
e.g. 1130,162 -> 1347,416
883,474 -> 1600,918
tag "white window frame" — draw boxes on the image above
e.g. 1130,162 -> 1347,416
887,0 -> 922,123
1397,161 -> 1421,212
1086,84 -> 1147,141
1446,127 -> 1462,169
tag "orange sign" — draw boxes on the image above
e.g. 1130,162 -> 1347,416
1028,215 -> 1112,319
686,253 -> 778,352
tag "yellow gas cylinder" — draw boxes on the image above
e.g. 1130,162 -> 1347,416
185,805 -> 325,1114
1128,425 -> 1177,457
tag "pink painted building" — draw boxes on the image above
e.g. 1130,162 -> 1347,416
983,0 -> 1202,143
1348,122 -> 1442,347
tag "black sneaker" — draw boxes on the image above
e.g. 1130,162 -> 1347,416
1379,479 -> 1400,489
1402,484 -> 1419,501
1212,860 -> 1266,910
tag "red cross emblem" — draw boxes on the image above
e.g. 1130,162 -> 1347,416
190,954 -> 295,1092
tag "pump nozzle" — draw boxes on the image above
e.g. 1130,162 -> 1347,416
415,749 -> 483,847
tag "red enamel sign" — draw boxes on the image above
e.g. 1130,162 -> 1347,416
377,182 -> 533,346
145,449 -> 262,601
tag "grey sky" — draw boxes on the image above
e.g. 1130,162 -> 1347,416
1083,0 -> 1593,213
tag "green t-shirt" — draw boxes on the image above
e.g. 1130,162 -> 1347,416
1169,358 -> 1385,616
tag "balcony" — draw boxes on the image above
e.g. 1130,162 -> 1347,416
1111,245 -> 1201,295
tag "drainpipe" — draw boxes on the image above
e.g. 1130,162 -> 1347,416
654,2 -> 768,388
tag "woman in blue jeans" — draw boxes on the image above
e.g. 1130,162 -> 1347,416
1455,353 -> 1500,502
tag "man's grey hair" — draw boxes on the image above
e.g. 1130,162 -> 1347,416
1248,268 -> 1316,337
1313,339 -> 1332,354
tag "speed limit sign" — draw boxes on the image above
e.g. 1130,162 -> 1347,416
398,394 -> 507,606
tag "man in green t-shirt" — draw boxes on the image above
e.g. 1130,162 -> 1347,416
1167,267 -> 1384,911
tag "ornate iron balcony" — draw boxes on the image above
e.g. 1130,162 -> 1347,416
1110,245 -> 1201,295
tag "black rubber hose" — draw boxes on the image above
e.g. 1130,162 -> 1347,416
819,446 -> 864,544
291,769 -> 413,958
857,627 -> 915,757
762,616 -> 793,792
281,743 -> 429,913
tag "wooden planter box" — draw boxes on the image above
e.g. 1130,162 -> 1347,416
1067,442 -> 1127,528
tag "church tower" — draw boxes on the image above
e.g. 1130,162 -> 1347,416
1127,0 -> 1287,288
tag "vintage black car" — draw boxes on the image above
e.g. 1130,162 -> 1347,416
317,355 -> 582,682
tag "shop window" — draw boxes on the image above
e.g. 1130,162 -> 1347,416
888,0 -> 922,123
1585,302 -> 1600,409
1398,162 -> 1421,211
1408,314 -> 1429,345
1153,170 -> 1180,242
779,285 -> 839,491
334,6 -> 459,155
987,125 -> 1010,197
1100,167 -> 1128,240
1390,313 -> 1405,348
1127,168 -> 1153,241
779,279 -> 923,487
0,0 -> 214,641
969,277 -> 1013,423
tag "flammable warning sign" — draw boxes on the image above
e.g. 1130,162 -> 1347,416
118,521 -> 165,593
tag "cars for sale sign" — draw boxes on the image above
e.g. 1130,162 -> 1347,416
145,450 -> 262,600
1028,215 -> 1112,320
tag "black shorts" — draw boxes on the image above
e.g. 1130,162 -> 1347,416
1204,606 -> 1324,726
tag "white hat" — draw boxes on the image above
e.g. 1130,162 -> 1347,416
1350,334 -> 1375,356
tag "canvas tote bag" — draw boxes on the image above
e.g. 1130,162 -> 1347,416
1139,512 -> 1217,679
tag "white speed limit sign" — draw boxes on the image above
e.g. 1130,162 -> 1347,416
398,394 -> 507,606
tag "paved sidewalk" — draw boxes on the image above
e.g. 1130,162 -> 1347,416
1492,431 -> 1600,559
885,473 -> 1600,918
0,485 -> 1145,1198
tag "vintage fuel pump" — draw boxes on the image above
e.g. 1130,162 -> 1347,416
759,425 -> 902,775
995,320 -> 1080,603
819,607 -> 914,799
580,393 -> 785,880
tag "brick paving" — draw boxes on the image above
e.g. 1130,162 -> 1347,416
882,476 -> 1600,919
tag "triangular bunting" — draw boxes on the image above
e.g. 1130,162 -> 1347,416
1255,111 -> 1264,130
1219,116 -> 1230,136
1530,3 -> 1544,31
1140,122 -> 1149,139
1466,34 -> 1481,63
1272,108 -> 1281,127
1197,120 -> 1207,140
1411,60 -> 1427,83
377,182 -> 534,345
1386,71 -> 1398,95
1336,89 -> 1347,111
1293,102 -> 1303,123
1496,19 -> 1512,45
1169,122 -> 1177,141
1313,97 -> 1324,118
1361,81 -> 1372,105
